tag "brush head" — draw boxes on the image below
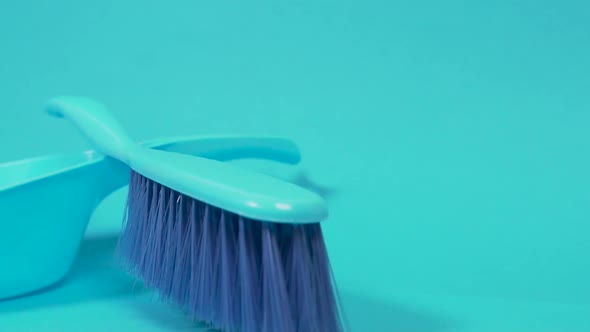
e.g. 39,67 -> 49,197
118,170 -> 345,332
129,148 -> 329,224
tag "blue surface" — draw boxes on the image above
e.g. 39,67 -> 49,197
1,0 -> 590,331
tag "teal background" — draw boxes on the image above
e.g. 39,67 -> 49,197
1,0 -> 589,331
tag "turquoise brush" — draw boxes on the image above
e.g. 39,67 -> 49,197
46,96 -> 345,332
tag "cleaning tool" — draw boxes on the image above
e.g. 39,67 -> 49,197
0,131 -> 304,301
47,96 -> 345,332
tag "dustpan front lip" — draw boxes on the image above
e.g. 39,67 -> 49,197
0,136 -> 172,192
0,150 -> 105,192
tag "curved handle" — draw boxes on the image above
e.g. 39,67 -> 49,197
46,96 -> 328,223
47,96 -> 136,163
140,135 -> 302,164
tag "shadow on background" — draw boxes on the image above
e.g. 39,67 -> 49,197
0,234 -> 141,314
129,289 -> 456,332
290,171 -> 338,200
342,291 -> 456,332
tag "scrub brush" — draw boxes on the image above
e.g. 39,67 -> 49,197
46,97 -> 345,332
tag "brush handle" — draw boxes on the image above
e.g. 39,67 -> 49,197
46,96 -> 328,223
47,97 -> 136,163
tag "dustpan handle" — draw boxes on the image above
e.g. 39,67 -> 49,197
141,135 -> 301,164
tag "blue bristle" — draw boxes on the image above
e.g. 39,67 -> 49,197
118,170 -> 345,332
158,190 -> 177,299
119,171 -> 148,272
136,182 -> 160,278
285,225 -> 320,331
216,211 -> 239,330
146,187 -> 168,287
261,223 -> 295,332
186,200 -> 201,311
189,203 -> 216,321
308,224 -> 345,332
237,216 -> 261,332
169,196 -> 191,306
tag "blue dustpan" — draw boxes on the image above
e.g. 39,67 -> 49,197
0,135 -> 301,300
